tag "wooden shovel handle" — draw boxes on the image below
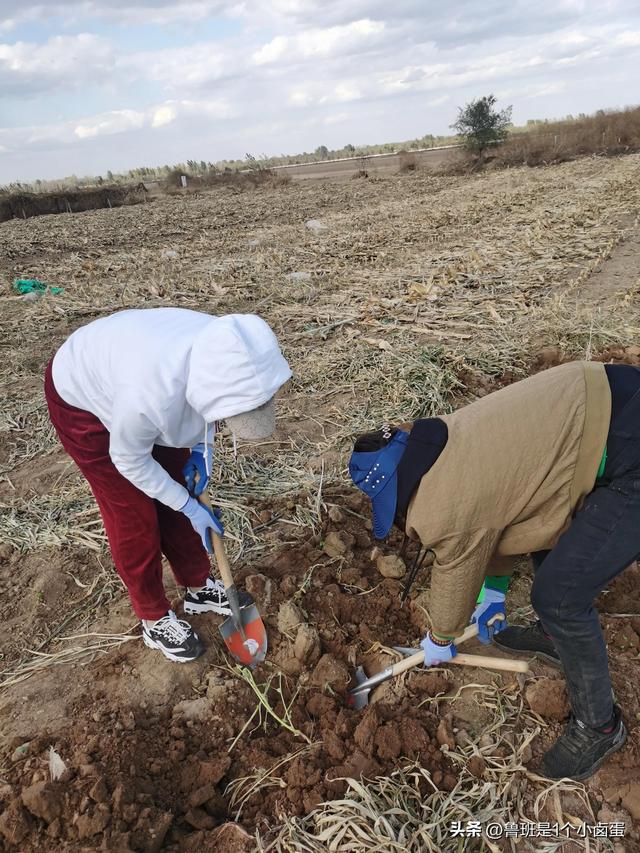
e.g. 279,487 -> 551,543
197,489 -> 235,591
211,533 -> 235,591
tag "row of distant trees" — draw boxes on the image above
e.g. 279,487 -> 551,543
5,97 -> 633,194
0,130 -> 459,193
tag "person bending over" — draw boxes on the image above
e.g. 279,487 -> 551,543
349,360 -> 637,781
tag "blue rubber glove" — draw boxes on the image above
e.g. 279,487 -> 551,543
420,631 -> 457,667
180,496 -> 224,553
183,442 -> 213,497
471,588 -> 507,644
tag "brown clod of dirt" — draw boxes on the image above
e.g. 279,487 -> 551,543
310,654 -> 350,691
436,715 -> 456,751
306,694 -> 336,718
374,723 -> 402,760
399,718 -> 431,758
188,784 -> 218,809
467,756 -> 486,778
88,777 -> 109,803
376,555 -> 406,579
208,822 -> 255,852
294,624 -> 321,664
412,671 -> 452,696
525,678 -> 570,721
328,506 -> 344,523
277,601 -> 304,635
195,756 -> 231,787
621,784 -> 640,821
335,750 -> 382,786
354,705 -> 381,756
244,574 -> 271,609
144,811 -> 174,853
172,697 -> 212,722
323,531 -> 349,558
324,731 -> 346,762
0,799 -> 30,844
76,803 -> 111,839
442,774 -> 458,792
21,781 -> 64,824
185,808 -> 216,830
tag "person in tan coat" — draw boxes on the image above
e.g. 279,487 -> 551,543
349,360 -> 639,781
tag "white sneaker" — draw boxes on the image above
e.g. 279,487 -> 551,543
141,610 -> 204,663
183,577 -> 253,615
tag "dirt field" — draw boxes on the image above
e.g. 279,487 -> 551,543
1,155 -> 640,852
273,145 -> 460,181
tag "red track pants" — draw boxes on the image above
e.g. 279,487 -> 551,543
45,361 -> 210,620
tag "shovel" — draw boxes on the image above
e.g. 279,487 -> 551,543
348,620 -> 529,710
196,488 -> 267,669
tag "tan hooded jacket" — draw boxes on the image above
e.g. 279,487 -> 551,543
405,361 -> 611,637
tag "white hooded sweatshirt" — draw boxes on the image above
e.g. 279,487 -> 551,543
52,308 -> 291,510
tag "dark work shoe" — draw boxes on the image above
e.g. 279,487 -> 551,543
540,706 -> 627,781
184,578 -> 254,616
493,620 -> 561,667
142,611 -> 205,663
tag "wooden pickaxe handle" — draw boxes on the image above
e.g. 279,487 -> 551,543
453,653 -> 529,673
388,647 -> 529,679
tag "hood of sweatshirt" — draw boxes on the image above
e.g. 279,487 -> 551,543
186,314 -> 291,423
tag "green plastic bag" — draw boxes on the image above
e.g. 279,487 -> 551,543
13,278 -> 64,296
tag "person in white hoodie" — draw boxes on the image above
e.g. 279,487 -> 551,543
45,308 -> 291,662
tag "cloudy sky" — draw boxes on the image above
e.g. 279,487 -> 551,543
0,0 -> 639,183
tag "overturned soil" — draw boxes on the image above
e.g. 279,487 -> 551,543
1,491 -> 640,851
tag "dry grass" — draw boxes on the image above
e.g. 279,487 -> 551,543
259,682 -> 600,852
496,106 -> 640,167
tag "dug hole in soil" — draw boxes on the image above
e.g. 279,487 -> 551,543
1,487 -> 640,851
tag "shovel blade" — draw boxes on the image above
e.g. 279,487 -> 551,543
347,665 -> 370,710
219,603 -> 267,669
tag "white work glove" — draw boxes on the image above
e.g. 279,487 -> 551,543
420,631 -> 457,667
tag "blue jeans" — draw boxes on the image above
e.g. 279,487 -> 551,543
531,389 -> 640,727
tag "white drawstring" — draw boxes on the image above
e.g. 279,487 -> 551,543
151,612 -> 191,642
203,421 -> 216,477
203,423 -> 209,476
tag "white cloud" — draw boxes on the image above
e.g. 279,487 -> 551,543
72,99 -> 234,139
0,33 -> 113,95
75,109 -> 146,139
252,18 -> 386,65
151,105 -> 177,128
0,1 -> 242,28
615,30 -> 640,46
323,111 -> 349,124
288,81 -> 365,107
120,43 -> 233,92
0,97 -> 235,153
